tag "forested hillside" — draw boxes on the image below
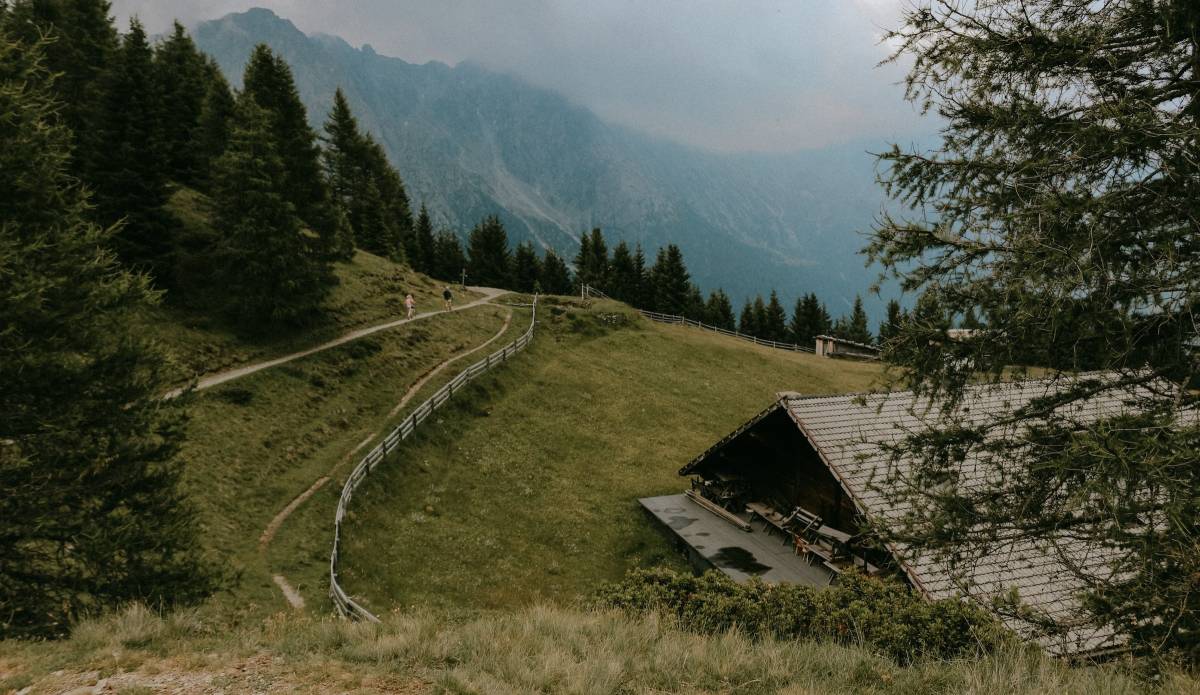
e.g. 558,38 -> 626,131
192,7 -> 893,318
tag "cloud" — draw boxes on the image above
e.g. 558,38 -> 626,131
109,0 -> 930,152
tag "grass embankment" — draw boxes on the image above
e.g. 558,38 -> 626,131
3,604 -> 1192,694
142,187 -> 481,385
177,301 -> 524,617
338,298 -> 884,612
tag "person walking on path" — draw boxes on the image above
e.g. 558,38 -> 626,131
442,286 -> 453,312
404,293 -> 416,320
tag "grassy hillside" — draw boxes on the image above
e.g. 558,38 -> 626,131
3,604 -> 1192,694
8,288 -> 1192,692
143,187 -> 482,385
338,298 -> 883,612
181,302 -> 527,615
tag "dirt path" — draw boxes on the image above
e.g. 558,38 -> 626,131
163,286 -> 508,399
261,307 -> 515,610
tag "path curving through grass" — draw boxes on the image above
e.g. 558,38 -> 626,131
260,307 -> 514,609
162,286 -> 508,399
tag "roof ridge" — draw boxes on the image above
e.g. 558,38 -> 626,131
781,372 -> 1123,404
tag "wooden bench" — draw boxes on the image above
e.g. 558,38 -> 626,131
685,489 -> 752,531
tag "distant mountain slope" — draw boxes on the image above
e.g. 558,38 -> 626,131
194,8 -> 894,318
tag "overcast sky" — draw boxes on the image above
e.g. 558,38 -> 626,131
109,0 -> 928,153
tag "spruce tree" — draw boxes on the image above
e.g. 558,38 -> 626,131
540,248 -> 573,295
573,233 -> 592,291
511,241 -> 541,293
878,298 -> 905,345
242,44 -> 336,252
465,215 -> 512,287
704,289 -> 736,330
868,0 -> 1200,653
586,228 -> 609,287
738,299 -> 757,336
684,283 -> 705,321
322,88 -> 361,224
649,244 -> 690,314
413,204 -> 435,273
845,295 -> 872,344
193,63 -> 234,189
210,94 -> 332,327
1,29 -> 217,637
5,0 -> 117,171
788,295 -> 810,344
153,21 -> 209,187
89,18 -> 173,276
609,241 -> 639,304
430,230 -> 466,282
813,296 -> 832,338
321,91 -> 413,262
763,290 -> 788,342
752,295 -> 769,338
631,243 -> 648,307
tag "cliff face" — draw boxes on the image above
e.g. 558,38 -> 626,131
195,8 -> 892,315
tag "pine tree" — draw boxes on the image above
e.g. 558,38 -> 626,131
354,178 -> 392,261
539,248 -> 572,295
430,230 -> 466,282
573,233 -> 592,291
1,29 -> 217,637
360,133 -> 412,260
813,296 -> 832,338
649,244 -> 690,314
5,0 -> 117,172
322,88 -> 361,222
511,241 -> 541,293
752,295 -> 769,338
704,289 -> 736,330
153,21 -> 209,187
89,18 -> 173,276
738,299 -> 758,336
193,62 -> 233,189
609,241 -> 640,304
788,295 -> 810,344
586,228 -> 609,287
242,44 -> 336,252
413,204 -> 435,273
878,298 -> 905,345
684,283 -> 705,321
845,295 -> 872,344
465,215 -> 512,287
573,228 -> 610,291
631,243 -> 648,307
763,290 -> 788,342
210,94 -> 332,327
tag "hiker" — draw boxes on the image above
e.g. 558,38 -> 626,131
404,293 -> 416,319
442,286 -> 453,312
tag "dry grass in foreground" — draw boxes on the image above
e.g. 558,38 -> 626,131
3,604 -> 1194,694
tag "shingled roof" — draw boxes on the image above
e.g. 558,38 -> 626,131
681,375 -> 1167,656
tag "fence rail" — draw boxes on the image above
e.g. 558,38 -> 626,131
582,285 -> 815,354
330,296 -> 539,621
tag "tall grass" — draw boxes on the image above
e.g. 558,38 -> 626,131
8,605 -> 1193,694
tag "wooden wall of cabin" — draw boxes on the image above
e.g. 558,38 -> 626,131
690,409 -> 859,532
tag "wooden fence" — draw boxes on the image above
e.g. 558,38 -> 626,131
329,296 -> 539,621
581,285 -> 815,354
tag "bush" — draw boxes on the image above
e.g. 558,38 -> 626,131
593,568 -> 1014,664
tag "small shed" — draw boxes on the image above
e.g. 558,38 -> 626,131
814,334 -> 880,359
648,377 -> 1162,657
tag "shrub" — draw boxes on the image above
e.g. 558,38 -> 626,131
593,568 -> 1013,663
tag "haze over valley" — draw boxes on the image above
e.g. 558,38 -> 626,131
188,7 -> 905,319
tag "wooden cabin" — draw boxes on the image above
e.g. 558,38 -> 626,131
642,377 -> 1168,657
813,334 -> 880,359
